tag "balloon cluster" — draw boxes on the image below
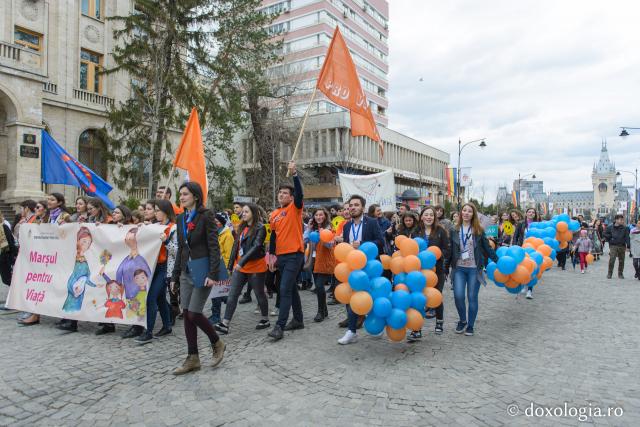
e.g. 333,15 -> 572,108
309,229 -> 336,244
333,235 -> 443,342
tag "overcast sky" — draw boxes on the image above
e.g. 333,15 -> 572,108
388,1 -> 640,202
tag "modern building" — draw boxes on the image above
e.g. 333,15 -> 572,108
513,179 -> 544,197
0,0 -> 149,207
262,0 -> 389,126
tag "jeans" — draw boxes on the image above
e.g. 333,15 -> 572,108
276,253 -> 304,328
608,245 -> 625,276
210,296 -> 227,322
146,263 -> 171,332
313,273 -> 329,311
434,269 -> 445,321
346,305 -> 358,332
453,267 -> 481,328
633,258 -> 640,278
557,250 -> 567,268
224,271 -> 268,321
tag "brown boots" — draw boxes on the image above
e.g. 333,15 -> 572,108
172,354 -> 201,375
212,339 -> 225,367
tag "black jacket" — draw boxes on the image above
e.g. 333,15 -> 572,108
342,216 -> 385,255
418,225 -> 450,276
446,227 -> 498,273
172,207 -> 221,282
604,224 -> 630,247
513,221 -> 527,247
228,224 -> 266,271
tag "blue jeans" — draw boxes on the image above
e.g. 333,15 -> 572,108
146,263 -> 171,332
276,253 -> 304,328
346,305 -> 358,333
210,296 -> 227,323
453,267 -> 481,328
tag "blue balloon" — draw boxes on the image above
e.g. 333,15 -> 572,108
393,273 -> 407,285
506,246 -> 525,264
359,241 -> 379,261
550,249 -> 557,260
524,247 -> 536,255
497,256 -> 517,275
406,271 -> 426,293
370,277 -> 392,299
414,237 -> 428,252
568,220 -> 580,232
410,292 -> 427,310
418,250 -> 437,270
348,270 -> 370,292
527,277 -> 538,288
530,252 -> 543,266
486,262 -> 497,281
533,266 -> 540,277
364,315 -> 386,335
494,280 -> 505,288
390,290 -> 411,311
544,227 -> 557,238
558,214 -> 570,223
364,260 -> 383,279
309,231 -> 320,243
496,246 -> 509,258
506,285 -> 523,294
387,308 -> 408,329
372,297 -> 392,318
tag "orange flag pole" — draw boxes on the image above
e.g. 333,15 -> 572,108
287,86 -> 318,177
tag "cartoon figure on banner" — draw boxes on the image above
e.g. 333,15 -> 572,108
115,227 -> 151,319
62,227 -> 103,312
101,272 -> 126,319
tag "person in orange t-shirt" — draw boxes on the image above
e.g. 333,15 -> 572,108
213,203 -> 270,335
266,162 -> 305,341
306,207 -> 336,323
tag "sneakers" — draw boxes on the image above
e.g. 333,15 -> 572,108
214,322 -> 229,335
425,309 -> 436,319
455,321 -> 467,334
581,269 -> 585,274
95,324 -> 115,335
269,309 -> 278,317
256,319 -> 271,330
435,321 -> 444,335
268,325 -> 283,341
464,326 -> 474,336
283,319 -> 304,331
254,305 -> 260,314
211,339 -> 225,367
338,330 -> 358,345
407,330 -> 422,342
122,325 -> 144,339
135,331 -> 154,344
57,320 -> 78,333
156,327 -> 172,337
238,294 -> 252,304
526,290 -> 533,299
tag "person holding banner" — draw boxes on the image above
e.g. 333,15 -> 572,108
171,182 -> 225,375
47,193 -> 70,225
87,198 -> 113,225
71,197 -> 89,223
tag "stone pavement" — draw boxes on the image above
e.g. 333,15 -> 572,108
1,253 -> 639,426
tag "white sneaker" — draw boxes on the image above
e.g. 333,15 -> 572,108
254,305 -> 260,314
581,269 -> 585,274
526,290 -> 533,299
269,309 -> 278,317
338,330 -> 358,345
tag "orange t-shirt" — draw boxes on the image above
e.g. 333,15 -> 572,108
157,223 -> 174,264
270,202 -> 304,256
236,227 -> 267,274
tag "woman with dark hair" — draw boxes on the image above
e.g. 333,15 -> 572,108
411,206 -> 450,339
397,211 -> 420,238
34,200 -> 49,224
592,218 -> 604,261
87,198 -> 112,224
47,193 -> 68,225
435,205 -> 454,236
170,182 -> 225,374
71,196 -> 89,223
215,203 -> 270,334
446,202 -> 498,337
135,199 -> 176,343
143,200 -> 157,224
112,205 -> 133,225
307,207 -> 335,322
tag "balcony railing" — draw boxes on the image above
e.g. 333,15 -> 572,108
73,88 -> 114,107
0,41 -> 42,70
43,81 -> 57,94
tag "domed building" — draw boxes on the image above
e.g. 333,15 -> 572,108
592,141 -> 622,218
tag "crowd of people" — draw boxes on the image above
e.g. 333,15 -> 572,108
0,161 -> 635,375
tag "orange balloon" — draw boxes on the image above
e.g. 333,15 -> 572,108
512,265 -> 531,284
532,238 -> 545,248
395,235 -> 408,247
559,240 -> 568,249
521,257 -> 536,273
334,243 -> 353,263
561,230 -> 573,241
334,283 -> 353,304
349,291 -> 373,315
537,244 -> 552,257
494,270 -> 509,283
556,221 -> 568,232
386,326 -> 406,342
422,269 -> 438,287
524,237 -> 536,245
406,308 -> 424,330
555,232 -> 563,241
586,254 -> 594,264
423,287 -> 443,308
334,262 -> 352,283
319,229 -> 334,243
542,256 -> 553,271
392,250 -> 402,258
504,278 -> 520,288
427,246 -> 442,260
522,243 -> 534,249
390,256 -> 405,275
399,239 -> 419,257
536,271 -> 543,279
380,254 -> 392,270
403,255 -> 422,273
346,250 -> 367,270
394,284 -> 409,292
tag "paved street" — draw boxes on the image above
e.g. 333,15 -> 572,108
1,253 -> 639,426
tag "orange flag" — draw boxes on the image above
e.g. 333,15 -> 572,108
173,107 -> 208,204
317,27 -> 382,155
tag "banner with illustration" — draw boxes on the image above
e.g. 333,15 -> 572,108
339,170 -> 395,212
7,223 -> 164,326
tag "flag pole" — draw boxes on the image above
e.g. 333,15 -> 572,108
161,166 -> 176,200
287,86 -> 318,177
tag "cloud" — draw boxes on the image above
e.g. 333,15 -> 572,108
388,0 -> 640,202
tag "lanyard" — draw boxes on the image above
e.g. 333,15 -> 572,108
350,220 -> 363,242
460,226 -> 472,249
182,209 -> 197,244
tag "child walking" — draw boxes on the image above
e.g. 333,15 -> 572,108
575,230 -> 593,274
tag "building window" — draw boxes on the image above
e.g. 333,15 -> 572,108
82,0 -> 103,20
80,49 -> 103,93
78,129 -> 107,179
14,27 -> 42,52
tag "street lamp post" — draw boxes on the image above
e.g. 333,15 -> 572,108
457,138 -> 487,209
616,169 -> 638,223
516,172 -> 536,209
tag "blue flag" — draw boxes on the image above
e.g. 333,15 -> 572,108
41,130 -> 115,209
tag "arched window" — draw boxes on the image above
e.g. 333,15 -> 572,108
78,129 -> 107,179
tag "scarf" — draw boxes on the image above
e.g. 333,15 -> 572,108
49,207 -> 62,223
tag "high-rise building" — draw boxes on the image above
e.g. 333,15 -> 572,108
262,0 -> 389,126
